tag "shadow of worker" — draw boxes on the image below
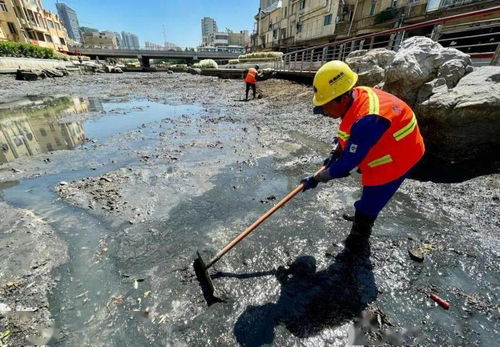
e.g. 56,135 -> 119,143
234,247 -> 377,346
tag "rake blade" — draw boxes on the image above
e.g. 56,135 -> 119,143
193,251 -> 220,306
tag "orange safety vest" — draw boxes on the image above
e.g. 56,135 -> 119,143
245,68 -> 257,84
338,87 -> 425,186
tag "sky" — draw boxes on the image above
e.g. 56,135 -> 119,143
42,0 -> 259,47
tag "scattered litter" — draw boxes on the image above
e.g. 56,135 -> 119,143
111,295 -> 125,305
429,293 -> 450,309
0,330 -> 11,342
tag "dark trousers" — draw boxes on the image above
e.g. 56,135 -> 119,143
245,82 -> 256,100
354,166 -> 415,217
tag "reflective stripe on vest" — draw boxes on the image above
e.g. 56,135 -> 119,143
336,86 -> 425,186
367,154 -> 393,168
393,113 -> 417,141
338,130 -> 350,141
358,86 -> 380,115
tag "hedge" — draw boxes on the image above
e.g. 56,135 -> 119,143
0,41 -> 56,59
238,52 -> 283,61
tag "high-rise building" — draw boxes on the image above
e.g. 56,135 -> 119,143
114,32 -> 122,48
201,17 -> 217,46
55,2 -> 81,42
121,31 -> 140,49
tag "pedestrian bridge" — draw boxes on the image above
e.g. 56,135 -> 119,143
68,48 -> 240,67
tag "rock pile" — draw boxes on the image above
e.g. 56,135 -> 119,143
347,36 -> 499,166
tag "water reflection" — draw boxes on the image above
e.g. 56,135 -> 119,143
0,96 -> 88,163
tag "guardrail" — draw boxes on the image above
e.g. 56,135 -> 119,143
276,6 -> 500,71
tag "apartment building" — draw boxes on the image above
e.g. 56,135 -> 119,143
253,0 -> 498,51
82,31 -> 118,49
255,0 -> 342,50
0,0 -> 69,51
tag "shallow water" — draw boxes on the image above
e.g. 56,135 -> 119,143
0,94 -> 498,346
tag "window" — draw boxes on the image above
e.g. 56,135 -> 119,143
296,23 -> 302,33
60,37 -> 66,45
14,137 -> 23,147
40,128 -> 47,137
45,34 -> 52,42
300,0 -> 306,10
273,29 -> 277,39
324,14 -> 332,26
0,0 -> 8,12
392,0 -> 398,7
48,19 -> 54,29
370,0 -> 377,16
47,143 -> 53,152
7,22 -> 17,35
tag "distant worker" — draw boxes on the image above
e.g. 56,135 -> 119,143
301,60 -> 425,252
244,65 -> 260,101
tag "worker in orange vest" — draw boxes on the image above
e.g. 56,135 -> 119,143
301,60 -> 425,252
244,65 -> 260,101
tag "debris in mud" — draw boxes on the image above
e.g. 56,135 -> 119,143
408,248 -> 424,262
429,293 -> 450,310
259,195 -> 277,204
56,174 -> 129,216
408,242 -> 435,262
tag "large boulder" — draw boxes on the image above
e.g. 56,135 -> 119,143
382,36 -> 472,105
415,66 -> 500,163
346,48 -> 396,86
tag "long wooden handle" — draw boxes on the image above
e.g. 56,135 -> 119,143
206,166 -> 325,268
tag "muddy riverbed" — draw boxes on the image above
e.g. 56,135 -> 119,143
0,72 -> 498,346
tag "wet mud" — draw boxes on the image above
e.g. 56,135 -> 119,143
0,73 -> 498,346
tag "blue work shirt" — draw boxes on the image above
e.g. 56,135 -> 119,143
327,115 -> 390,179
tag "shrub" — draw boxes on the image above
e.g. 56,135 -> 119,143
0,41 -> 56,59
238,51 -> 283,61
192,59 -> 218,69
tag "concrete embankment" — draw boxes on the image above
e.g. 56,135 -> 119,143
0,57 -> 75,74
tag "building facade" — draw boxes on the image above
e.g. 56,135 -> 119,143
55,2 -> 80,43
201,16 -> 218,46
0,0 -> 69,51
252,0 -> 498,51
144,41 -> 180,50
82,30 -> 118,49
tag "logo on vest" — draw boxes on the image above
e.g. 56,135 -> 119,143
349,144 -> 358,153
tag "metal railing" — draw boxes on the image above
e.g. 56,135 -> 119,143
275,5 -> 500,72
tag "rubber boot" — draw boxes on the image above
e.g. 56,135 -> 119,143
344,211 -> 376,252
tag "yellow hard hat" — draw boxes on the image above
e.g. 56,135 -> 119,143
312,60 -> 358,106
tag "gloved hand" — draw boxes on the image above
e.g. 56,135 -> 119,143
300,176 -> 318,192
